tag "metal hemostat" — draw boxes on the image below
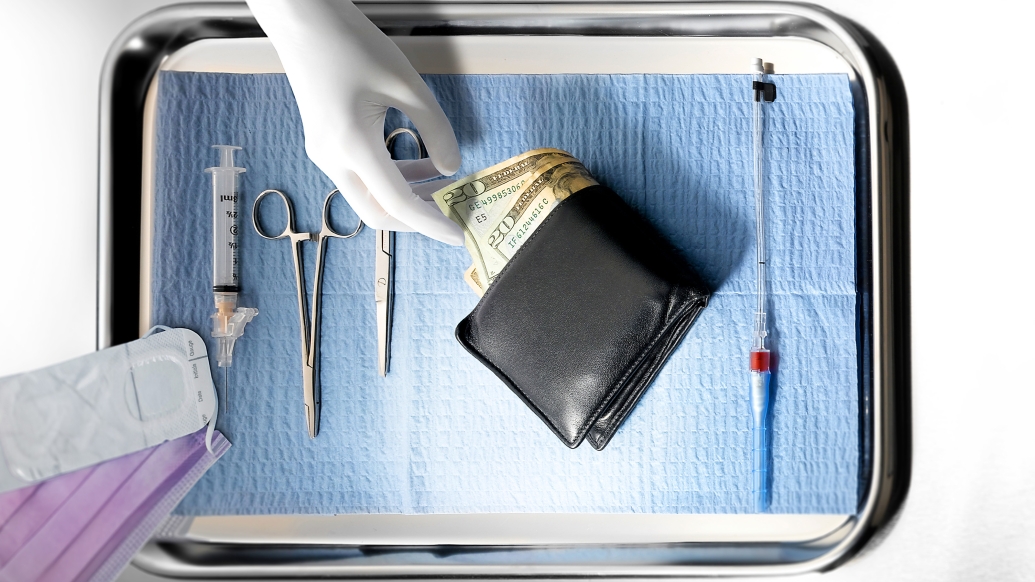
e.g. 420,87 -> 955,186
251,188 -> 363,438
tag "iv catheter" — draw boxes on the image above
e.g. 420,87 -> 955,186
207,145 -> 258,412
750,59 -> 776,512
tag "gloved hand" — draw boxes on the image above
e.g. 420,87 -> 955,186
247,0 -> 463,245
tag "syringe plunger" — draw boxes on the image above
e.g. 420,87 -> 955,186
216,145 -> 239,167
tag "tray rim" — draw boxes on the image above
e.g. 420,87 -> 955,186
97,1 -> 910,577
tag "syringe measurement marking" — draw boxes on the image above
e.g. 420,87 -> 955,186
217,192 -> 240,283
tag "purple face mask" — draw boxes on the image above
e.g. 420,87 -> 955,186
0,428 -> 229,582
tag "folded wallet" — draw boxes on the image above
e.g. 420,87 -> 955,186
456,185 -> 710,450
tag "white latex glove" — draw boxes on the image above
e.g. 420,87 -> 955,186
247,0 -> 463,245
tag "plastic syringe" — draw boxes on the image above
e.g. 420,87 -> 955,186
750,59 -> 774,513
206,145 -> 257,412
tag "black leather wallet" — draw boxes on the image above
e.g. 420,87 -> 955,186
456,185 -> 710,450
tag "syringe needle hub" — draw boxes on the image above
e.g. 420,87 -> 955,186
211,292 -> 257,368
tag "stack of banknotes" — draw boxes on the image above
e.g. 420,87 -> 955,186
432,149 -> 598,295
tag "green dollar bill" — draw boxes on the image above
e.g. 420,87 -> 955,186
433,149 -> 598,289
432,148 -> 577,280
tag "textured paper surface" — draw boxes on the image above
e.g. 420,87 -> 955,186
152,72 -> 858,515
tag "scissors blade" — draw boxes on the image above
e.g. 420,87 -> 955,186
375,229 -> 394,376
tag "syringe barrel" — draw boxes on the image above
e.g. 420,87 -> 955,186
206,146 -> 245,291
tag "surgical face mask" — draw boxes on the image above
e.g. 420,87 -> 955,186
0,428 -> 229,582
0,327 -> 218,494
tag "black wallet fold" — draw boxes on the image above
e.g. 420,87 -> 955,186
456,185 -> 710,450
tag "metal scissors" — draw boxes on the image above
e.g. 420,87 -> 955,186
376,127 -> 429,376
375,227 -> 393,376
252,188 -> 363,438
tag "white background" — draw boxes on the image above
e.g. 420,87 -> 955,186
1,0 -> 1033,580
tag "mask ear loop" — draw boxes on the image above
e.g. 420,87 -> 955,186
143,326 -> 219,454
204,400 -> 218,454
143,325 -> 172,337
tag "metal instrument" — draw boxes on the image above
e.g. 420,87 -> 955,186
749,58 -> 776,512
377,127 -> 427,376
251,188 -> 363,438
375,229 -> 393,376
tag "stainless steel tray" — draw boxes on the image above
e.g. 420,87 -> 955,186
98,2 -> 910,577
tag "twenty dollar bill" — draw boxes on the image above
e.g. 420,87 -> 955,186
433,149 -> 598,292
